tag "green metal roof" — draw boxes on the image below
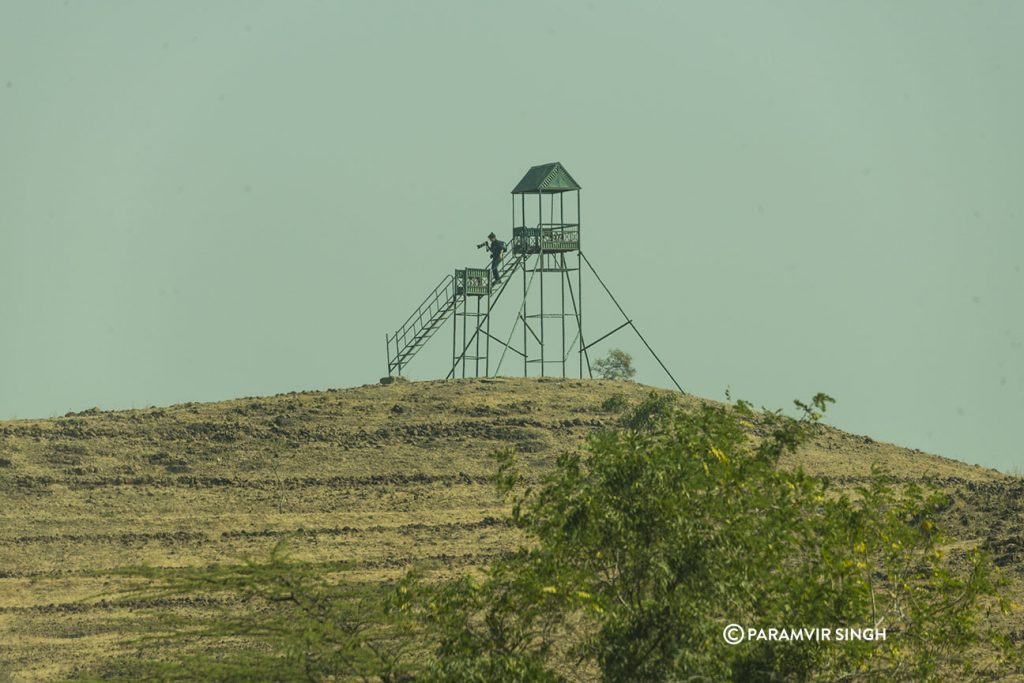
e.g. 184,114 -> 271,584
511,162 -> 581,194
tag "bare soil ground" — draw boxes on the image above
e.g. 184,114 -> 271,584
0,378 -> 1020,680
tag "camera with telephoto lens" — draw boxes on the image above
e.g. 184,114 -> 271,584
476,242 -> 487,249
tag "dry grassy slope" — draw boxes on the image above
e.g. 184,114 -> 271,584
0,378 -> 1020,681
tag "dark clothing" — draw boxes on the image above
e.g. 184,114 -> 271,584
489,239 -> 505,282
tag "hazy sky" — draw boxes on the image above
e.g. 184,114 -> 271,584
2,1 -> 1021,472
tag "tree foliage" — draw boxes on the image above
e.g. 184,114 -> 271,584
419,394 -> 1019,681
616,390 -> 675,431
593,349 -> 636,380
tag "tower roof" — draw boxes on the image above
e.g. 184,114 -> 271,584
511,162 -> 581,194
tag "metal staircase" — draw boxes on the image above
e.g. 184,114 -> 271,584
385,250 -> 525,376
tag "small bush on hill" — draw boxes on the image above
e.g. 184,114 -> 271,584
617,391 -> 675,431
593,349 -> 636,380
599,393 -> 629,413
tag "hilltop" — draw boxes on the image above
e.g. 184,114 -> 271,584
0,378 -> 1021,680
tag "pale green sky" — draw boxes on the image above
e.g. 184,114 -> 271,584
1,1 -> 1021,472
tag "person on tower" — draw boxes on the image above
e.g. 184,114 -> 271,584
478,232 -> 505,284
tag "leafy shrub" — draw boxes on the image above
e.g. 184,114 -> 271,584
617,391 -> 675,431
600,393 -> 629,413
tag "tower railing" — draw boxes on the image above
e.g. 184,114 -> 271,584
512,223 -> 579,253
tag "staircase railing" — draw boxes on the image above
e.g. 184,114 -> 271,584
386,274 -> 456,375
385,240 -> 528,377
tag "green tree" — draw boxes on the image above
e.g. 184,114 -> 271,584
593,349 -> 636,380
420,395 -> 1019,682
